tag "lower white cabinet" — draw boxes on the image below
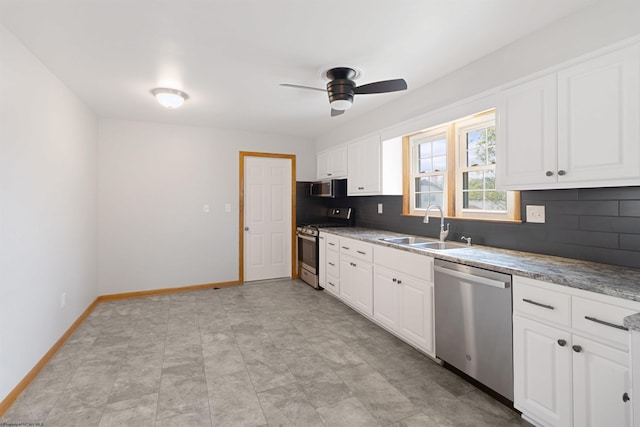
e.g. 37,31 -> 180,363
513,276 -> 637,427
374,265 -> 434,354
373,245 -> 434,355
338,237 -> 374,316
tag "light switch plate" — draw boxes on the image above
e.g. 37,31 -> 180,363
526,205 -> 546,223
203,204 -> 210,213
225,203 -> 232,213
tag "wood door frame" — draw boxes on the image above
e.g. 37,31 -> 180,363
239,151 -> 297,283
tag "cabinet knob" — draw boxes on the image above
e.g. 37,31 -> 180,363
623,393 -> 630,403
545,171 -> 554,177
558,170 -> 566,176
572,345 -> 582,353
397,280 -> 402,284
327,173 -> 332,176
557,339 -> 567,347
392,278 -> 397,283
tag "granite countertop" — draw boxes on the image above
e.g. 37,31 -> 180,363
321,227 -> 640,304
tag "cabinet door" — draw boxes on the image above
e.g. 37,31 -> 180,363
339,256 -> 356,305
329,146 -> 348,178
572,335 -> 632,427
557,44 -> 640,184
373,266 -> 400,331
496,74 -> 557,189
318,234 -> 327,288
513,315 -> 572,427
398,273 -> 433,354
317,151 -> 331,179
348,135 -> 381,195
353,260 -> 373,316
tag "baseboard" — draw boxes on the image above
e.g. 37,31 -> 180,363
97,280 -> 242,302
0,297 -> 99,417
0,279 -> 243,417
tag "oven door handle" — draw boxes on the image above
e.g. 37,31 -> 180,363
296,232 -> 317,242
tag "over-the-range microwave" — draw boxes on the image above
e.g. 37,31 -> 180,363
310,179 -> 347,198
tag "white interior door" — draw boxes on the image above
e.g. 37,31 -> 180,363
243,156 -> 292,282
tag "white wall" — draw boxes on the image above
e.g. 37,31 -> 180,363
316,0 -> 640,149
0,26 -> 98,402
98,119 -> 314,295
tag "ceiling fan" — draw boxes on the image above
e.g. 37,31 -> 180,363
281,67 -> 407,117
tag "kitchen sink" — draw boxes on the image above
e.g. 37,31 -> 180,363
379,236 -> 433,245
409,241 -> 468,250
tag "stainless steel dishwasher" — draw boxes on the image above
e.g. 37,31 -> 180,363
434,259 -> 513,401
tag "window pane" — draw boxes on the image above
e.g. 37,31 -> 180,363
433,155 -> 447,171
464,191 -> 484,209
430,175 -> 444,191
418,142 -> 431,158
467,148 -> 480,167
487,145 -> 496,164
430,192 -> 443,207
467,129 -> 485,147
415,193 -> 430,209
485,191 -> 507,211
464,171 -> 484,190
415,177 -> 431,192
432,138 -> 447,156
419,158 -> 432,173
484,170 -> 496,190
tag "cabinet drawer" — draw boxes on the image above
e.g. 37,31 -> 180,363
326,234 -> 340,250
326,250 -> 340,277
324,274 -> 339,296
374,245 -> 433,282
572,296 -> 634,350
513,277 -> 571,326
339,237 -> 373,262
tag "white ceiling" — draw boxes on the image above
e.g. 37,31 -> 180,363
0,0 -> 596,139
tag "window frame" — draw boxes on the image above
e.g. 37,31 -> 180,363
403,109 -> 520,222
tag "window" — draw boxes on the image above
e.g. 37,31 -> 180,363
404,110 -> 519,221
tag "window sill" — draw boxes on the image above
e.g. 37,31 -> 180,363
401,213 -> 523,224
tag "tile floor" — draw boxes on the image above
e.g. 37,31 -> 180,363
1,279 -> 529,426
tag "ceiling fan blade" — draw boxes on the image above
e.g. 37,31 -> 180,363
354,79 -> 407,95
331,108 -> 345,117
280,83 -> 326,92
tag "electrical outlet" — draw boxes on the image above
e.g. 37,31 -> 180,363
225,203 -> 232,213
203,204 -> 210,213
526,205 -> 546,223
377,203 -> 383,214
61,292 -> 66,309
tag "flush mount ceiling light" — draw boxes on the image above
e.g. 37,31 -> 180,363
150,88 -> 189,109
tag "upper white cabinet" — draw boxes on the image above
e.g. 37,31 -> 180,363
347,135 -> 402,196
497,42 -> 640,190
317,145 -> 348,180
496,74 -> 557,188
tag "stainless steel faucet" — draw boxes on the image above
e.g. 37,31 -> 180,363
423,205 -> 449,242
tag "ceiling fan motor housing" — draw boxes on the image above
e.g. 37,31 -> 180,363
326,67 -> 357,108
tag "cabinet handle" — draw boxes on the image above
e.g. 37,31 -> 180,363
350,262 -> 356,267
557,339 -> 567,347
342,246 -> 349,250
356,250 -> 366,255
327,173 -> 332,176
319,236 -> 324,240
328,262 -> 335,266
328,242 -> 335,246
397,280 -> 402,284
623,393 -> 630,403
558,170 -> 566,176
545,171 -> 554,177
572,345 -> 583,353
523,298 -> 555,310
584,316 -> 628,331
328,281 -> 335,287
358,186 -> 364,190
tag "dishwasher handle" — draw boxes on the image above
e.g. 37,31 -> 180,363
434,265 -> 509,289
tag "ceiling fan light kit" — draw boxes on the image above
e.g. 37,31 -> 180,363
150,88 -> 189,109
281,66 -> 407,117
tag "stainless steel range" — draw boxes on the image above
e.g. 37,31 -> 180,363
296,207 -> 353,289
